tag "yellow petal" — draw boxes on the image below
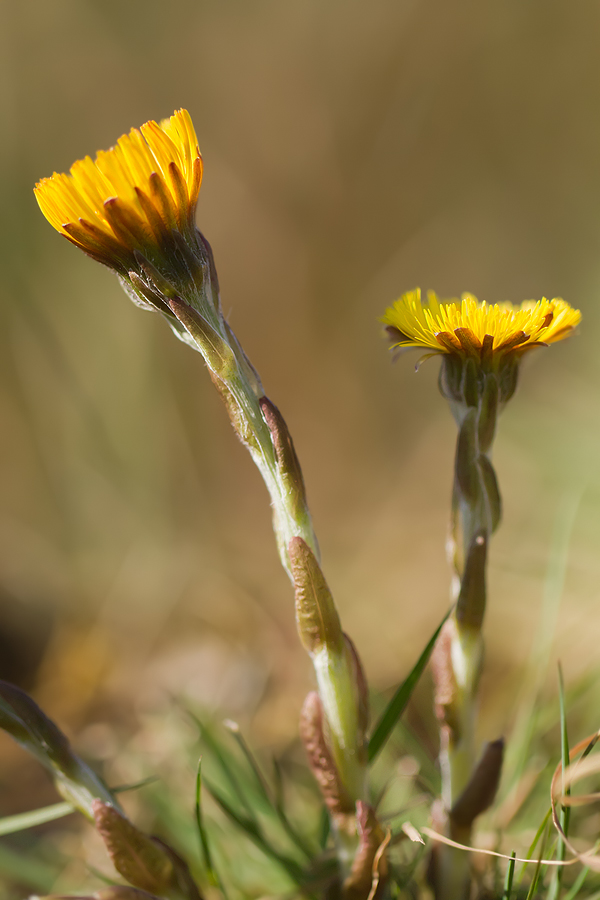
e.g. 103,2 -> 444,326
382,291 -> 581,357
34,109 -> 202,271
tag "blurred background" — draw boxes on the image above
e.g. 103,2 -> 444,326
1,0 -> 600,890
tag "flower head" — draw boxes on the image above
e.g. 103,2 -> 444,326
382,290 -> 580,360
34,109 -> 202,274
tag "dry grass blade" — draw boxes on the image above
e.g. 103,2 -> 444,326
421,827 -> 578,868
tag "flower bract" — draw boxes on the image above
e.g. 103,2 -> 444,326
382,290 -> 581,359
34,109 -> 202,273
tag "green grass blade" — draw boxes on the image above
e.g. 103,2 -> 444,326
563,867 -> 590,900
368,608 -> 450,763
0,776 -> 157,837
503,489 -> 582,797
224,720 -> 272,803
317,806 -> 330,850
525,819 -> 551,900
547,663 -> 571,900
190,714 -> 257,823
225,722 -> 313,859
194,758 -> 227,896
502,851 -> 516,899
271,768 -> 315,859
559,663 -> 571,837
579,732 -> 599,762
389,843 -> 427,890
0,801 -> 75,836
525,856 -> 544,900
195,714 -> 319,868
518,807 -> 552,887
0,842 -> 62,891
203,776 -> 307,888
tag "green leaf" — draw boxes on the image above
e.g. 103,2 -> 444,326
368,607 -> 451,763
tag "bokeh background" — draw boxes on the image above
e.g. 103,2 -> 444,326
1,0 -> 600,888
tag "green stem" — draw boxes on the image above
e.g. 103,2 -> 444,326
434,361 -> 504,899
444,627 -> 482,805
169,293 -> 320,573
166,285 -> 369,881
225,365 -> 319,569
447,370 -> 500,762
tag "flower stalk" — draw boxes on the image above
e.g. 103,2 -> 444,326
159,256 -> 372,883
34,110 -> 376,893
437,355 -> 502,805
430,359 -> 504,899
382,289 -> 580,899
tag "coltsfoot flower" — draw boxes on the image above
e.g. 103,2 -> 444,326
382,289 -> 580,360
34,109 -> 202,276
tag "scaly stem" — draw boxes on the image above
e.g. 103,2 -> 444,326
432,359 -> 504,899
163,263 -> 371,886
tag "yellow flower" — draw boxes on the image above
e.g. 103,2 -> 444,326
382,289 -> 581,358
34,109 -> 202,272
